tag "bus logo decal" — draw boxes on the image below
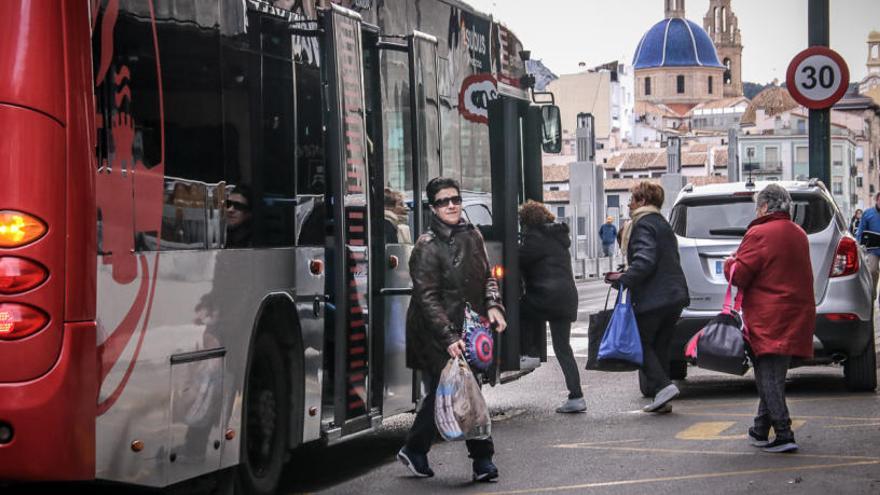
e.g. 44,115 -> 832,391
458,73 -> 497,125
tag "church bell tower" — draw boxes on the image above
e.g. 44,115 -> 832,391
704,0 -> 743,97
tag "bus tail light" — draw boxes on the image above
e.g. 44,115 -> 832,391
492,264 -> 504,279
0,303 -> 49,340
829,237 -> 858,277
0,257 -> 48,294
0,210 -> 47,248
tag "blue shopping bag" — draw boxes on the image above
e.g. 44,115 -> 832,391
597,288 -> 643,368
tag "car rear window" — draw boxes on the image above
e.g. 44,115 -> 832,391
670,193 -> 833,239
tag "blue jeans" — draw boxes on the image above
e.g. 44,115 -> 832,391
602,243 -> 614,257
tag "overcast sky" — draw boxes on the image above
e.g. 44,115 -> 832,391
467,0 -> 880,84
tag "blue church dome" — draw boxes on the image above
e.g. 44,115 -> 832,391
633,18 -> 724,69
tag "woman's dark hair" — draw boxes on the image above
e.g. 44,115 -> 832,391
630,181 -> 664,209
231,183 -> 253,209
425,177 -> 460,205
519,200 -> 555,227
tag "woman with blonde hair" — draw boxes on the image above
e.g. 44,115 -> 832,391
605,182 -> 689,412
518,200 -> 582,413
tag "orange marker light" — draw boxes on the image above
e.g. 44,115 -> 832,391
0,257 -> 48,294
0,211 -> 47,248
492,264 -> 504,279
0,303 -> 49,340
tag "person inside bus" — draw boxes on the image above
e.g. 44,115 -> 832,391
518,200 -> 583,413
225,184 -> 253,248
399,176 -> 507,482
384,187 -> 413,244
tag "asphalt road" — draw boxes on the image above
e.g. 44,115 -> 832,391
279,279 -> 880,495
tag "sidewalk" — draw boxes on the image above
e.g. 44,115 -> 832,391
572,254 -> 622,279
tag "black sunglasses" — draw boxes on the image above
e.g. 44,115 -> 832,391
433,195 -> 462,208
226,199 -> 250,211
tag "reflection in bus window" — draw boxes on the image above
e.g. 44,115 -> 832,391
460,120 -> 491,193
439,56 -> 462,186
384,188 -> 413,245
295,32 -> 326,246
381,50 -> 414,194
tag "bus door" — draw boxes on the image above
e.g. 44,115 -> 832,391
366,30 -> 442,417
321,5 -> 378,439
489,96 -> 560,373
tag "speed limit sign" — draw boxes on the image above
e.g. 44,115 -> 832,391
786,46 -> 850,109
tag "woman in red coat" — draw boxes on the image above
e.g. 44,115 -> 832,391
723,184 -> 815,453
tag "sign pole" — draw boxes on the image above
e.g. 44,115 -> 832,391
808,0 -> 831,187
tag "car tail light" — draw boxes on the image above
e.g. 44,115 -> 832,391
0,303 -> 49,340
824,313 -> 858,321
0,210 -> 47,248
829,237 -> 858,277
492,264 -> 504,279
0,256 -> 48,294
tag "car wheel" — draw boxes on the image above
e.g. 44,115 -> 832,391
844,331 -> 877,392
670,360 -> 688,381
238,332 -> 290,495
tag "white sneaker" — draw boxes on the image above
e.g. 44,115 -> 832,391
643,384 -> 679,412
556,397 -> 587,413
520,356 -> 540,369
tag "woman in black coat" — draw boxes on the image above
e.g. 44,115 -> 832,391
606,182 -> 689,413
518,201 -> 583,413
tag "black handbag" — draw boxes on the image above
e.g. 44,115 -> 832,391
695,265 -> 750,376
585,286 -> 640,372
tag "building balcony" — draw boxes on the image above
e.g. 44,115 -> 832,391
743,160 -> 782,174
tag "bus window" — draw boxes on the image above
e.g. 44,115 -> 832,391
460,120 -> 492,194
294,38 -> 327,247
380,49 -> 415,237
258,16 -> 297,247
218,12 -> 297,249
154,16 -> 224,251
411,36 -> 441,182
439,57 -> 462,185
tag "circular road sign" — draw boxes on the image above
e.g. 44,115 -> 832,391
786,46 -> 850,109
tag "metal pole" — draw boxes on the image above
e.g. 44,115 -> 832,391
808,0 -> 831,186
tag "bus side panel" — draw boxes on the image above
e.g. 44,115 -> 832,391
293,246 -> 326,445
0,1 -> 65,121
96,249 -> 298,487
63,0 -> 98,322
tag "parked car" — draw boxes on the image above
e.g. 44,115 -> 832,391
667,179 -> 877,392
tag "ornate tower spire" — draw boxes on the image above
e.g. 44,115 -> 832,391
868,31 -> 880,76
704,0 -> 743,97
665,0 -> 685,18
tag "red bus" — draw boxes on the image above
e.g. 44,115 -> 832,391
0,0 -> 560,492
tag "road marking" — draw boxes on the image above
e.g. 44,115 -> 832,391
554,439 -> 644,447
675,420 -> 806,440
676,411 -> 877,422
678,394 -> 880,413
478,460 -> 880,495
824,422 -> 880,429
550,443 -> 878,461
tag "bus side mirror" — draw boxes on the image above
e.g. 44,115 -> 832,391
541,105 -> 562,154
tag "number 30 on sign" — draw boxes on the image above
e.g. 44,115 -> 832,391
786,46 -> 850,110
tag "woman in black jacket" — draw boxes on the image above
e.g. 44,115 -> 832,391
519,201 -> 582,413
399,177 -> 507,482
606,182 -> 689,413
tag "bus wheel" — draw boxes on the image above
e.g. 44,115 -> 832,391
239,332 -> 290,495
